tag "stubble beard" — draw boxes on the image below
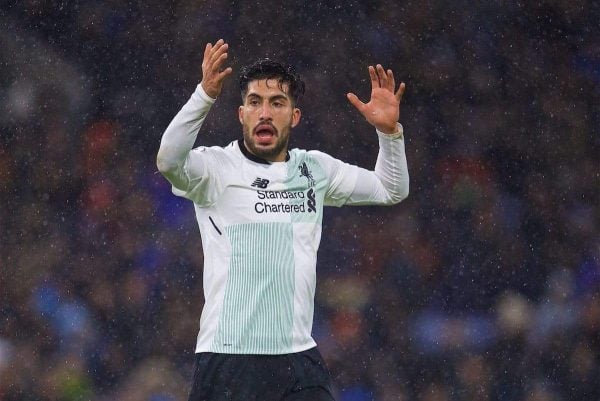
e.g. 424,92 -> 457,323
243,124 -> 291,161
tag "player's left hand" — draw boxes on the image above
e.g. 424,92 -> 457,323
347,65 -> 405,135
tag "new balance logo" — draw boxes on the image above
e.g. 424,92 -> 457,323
251,177 -> 270,189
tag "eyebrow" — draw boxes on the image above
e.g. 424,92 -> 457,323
246,93 -> 290,103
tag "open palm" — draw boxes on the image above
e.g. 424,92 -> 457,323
347,65 -> 405,135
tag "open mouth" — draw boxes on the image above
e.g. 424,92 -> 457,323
254,124 -> 277,143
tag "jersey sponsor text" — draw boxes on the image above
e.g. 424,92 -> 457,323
255,201 -> 307,214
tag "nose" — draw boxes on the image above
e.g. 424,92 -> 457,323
259,103 -> 272,120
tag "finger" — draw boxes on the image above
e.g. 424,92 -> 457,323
368,66 -> 380,89
395,82 -> 406,102
387,69 -> 395,92
212,51 -> 229,71
203,42 -> 212,64
209,42 -> 228,67
217,67 -> 233,81
206,39 -> 225,66
211,38 -> 225,54
213,38 -> 225,49
346,92 -> 366,113
376,64 -> 388,89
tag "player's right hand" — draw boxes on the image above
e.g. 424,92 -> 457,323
201,39 -> 233,98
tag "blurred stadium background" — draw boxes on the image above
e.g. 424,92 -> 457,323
1,1 -> 598,400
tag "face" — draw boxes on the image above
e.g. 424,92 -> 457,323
238,79 -> 301,162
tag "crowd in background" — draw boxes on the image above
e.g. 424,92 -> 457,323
1,1 -> 599,400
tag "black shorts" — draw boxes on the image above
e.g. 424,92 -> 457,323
188,347 -> 335,401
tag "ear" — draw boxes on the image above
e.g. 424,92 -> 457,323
291,108 -> 301,128
238,105 -> 244,125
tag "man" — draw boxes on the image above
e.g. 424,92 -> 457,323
157,39 -> 409,401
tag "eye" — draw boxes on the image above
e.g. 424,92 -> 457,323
249,99 -> 260,106
273,101 -> 284,108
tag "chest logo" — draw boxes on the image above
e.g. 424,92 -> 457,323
299,162 -> 315,188
251,177 -> 270,189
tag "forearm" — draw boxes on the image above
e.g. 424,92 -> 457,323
347,124 -> 409,205
374,123 -> 409,202
156,84 -> 215,182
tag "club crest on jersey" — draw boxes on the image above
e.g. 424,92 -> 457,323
251,177 -> 269,189
299,162 -> 315,188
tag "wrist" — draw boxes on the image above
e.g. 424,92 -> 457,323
376,122 -> 403,139
200,81 -> 218,100
377,122 -> 401,136
197,83 -> 217,103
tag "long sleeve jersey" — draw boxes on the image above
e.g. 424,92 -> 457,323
157,84 -> 409,354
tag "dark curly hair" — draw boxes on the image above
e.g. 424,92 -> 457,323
239,59 -> 305,106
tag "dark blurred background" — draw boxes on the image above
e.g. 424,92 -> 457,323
1,1 -> 599,400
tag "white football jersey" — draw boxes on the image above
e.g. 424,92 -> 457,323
158,85 -> 409,354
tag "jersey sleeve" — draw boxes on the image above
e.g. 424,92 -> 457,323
308,150 -> 359,207
311,124 -> 409,207
156,85 -> 224,206
170,146 -> 226,206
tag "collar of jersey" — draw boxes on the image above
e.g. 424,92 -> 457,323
237,139 -> 290,164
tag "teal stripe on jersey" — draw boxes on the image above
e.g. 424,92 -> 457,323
211,222 -> 295,354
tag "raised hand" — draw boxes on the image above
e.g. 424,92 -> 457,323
200,39 -> 233,98
347,64 -> 405,135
